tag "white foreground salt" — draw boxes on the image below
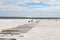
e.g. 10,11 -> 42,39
0,19 -> 60,40
22,19 -> 60,40
0,19 -> 34,31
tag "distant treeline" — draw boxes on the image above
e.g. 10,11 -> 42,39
0,17 -> 60,19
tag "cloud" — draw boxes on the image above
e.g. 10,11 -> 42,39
0,0 -> 60,10
0,0 -> 60,8
0,0 -> 60,17
0,6 -> 60,17
41,0 -> 60,6
0,0 -> 17,5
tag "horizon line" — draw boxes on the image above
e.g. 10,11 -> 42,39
0,17 -> 60,19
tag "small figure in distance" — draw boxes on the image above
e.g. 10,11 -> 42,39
28,20 -> 33,23
28,21 -> 30,23
31,20 -> 33,23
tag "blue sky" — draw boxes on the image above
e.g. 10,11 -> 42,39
0,0 -> 60,17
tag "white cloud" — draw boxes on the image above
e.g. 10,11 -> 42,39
41,0 -> 60,6
0,0 -> 60,7
0,0 -> 60,17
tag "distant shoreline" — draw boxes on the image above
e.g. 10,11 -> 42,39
0,17 -> 60,19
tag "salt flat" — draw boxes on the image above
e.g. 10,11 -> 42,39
0,19 -> 34,31
23,19 -> 60,40
0,19 -> 60,40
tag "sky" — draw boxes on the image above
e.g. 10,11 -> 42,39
0,0 -> 60,17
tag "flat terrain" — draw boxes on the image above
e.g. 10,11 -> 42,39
23,19 -> 60,40
0,19 -> 60,40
